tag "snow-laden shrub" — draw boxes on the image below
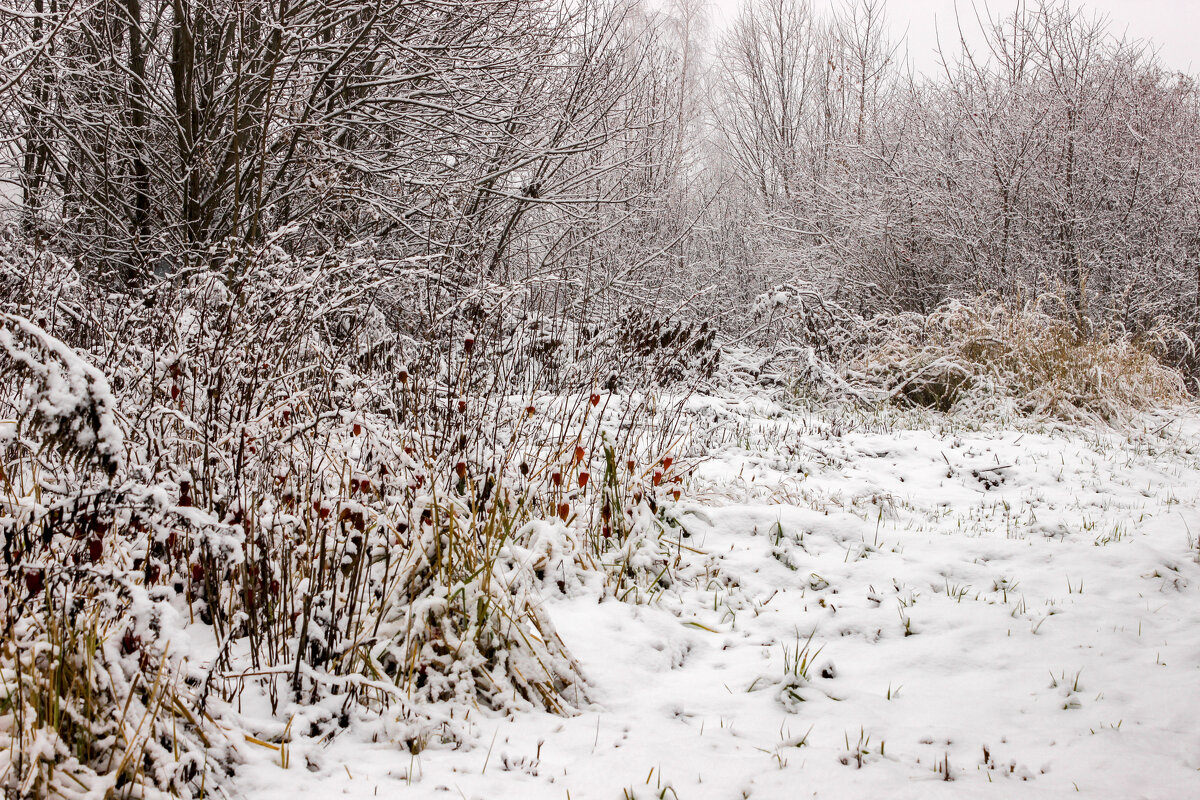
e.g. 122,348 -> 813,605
0,237 -> 697,795
375,269 -> 720,397
1,314 -> 123,476
0,554 -> 234,798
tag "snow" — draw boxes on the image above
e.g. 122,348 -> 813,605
230,401 -> 1200,798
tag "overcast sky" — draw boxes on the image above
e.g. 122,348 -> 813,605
708,0 -> 1200,75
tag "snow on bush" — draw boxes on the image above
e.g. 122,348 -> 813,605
1,314 -> 124,476
0,240 -> 698,796
0,559 -> 234,798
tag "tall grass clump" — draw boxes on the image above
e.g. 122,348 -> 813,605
1,316 -> 229,796
751,287 -> 1190,422
852,298 -> 1189,421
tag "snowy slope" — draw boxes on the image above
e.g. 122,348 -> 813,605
234,401 -> 1200,799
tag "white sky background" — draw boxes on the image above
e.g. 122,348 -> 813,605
707,0 -> 1200,75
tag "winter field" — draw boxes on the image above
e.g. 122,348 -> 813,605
232,399 -> 1200,800
8,0 -> 1200,796
2,286 -> 1198,799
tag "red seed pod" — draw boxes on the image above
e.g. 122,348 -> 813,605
318,504 -> 331,520
421,508 -> 433,525
463,335 -> 475,354
353,423 -> 362,436
457,399 -> 467,413
652,470 -> 663,486
352,512 -> 365,532
281,408 -> 291,423
590,393 -> 600,407
350,478 -> 361,493
557,502 -> 570,522
633,491 -> 643,503
525,405 -> 537,416
626,459 -> 635,472
672,489 -> 682,501
24,569 -> 44,595
578,471 -> 590,488
339,507 -> 353,523
88,536 -> 102,562
360,478 -> 372,494
601,503 -> 611,522
191,562 -> 205,583
550,471 -> 562,487
170,384 -> 180,401
455,461 -> 467,479
399,369 -> 409,384
602,525 -> 612,539
662,457 -> 673,470
574,445 -> 585,463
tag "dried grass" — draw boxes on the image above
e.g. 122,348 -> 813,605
846,298 -> 1189,422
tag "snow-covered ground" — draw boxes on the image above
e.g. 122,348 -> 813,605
235,399 -> 1200,799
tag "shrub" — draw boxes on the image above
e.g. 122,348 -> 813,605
0,238 -> 697,795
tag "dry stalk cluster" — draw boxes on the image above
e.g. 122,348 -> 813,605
751,288 -> 1189,422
